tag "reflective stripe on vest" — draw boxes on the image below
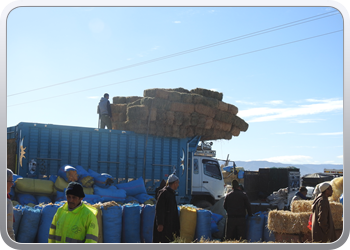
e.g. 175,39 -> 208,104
66,237 -> 84,243
48,234 -> 61,241
86,234 -> 98,242
50,224 -> 56,230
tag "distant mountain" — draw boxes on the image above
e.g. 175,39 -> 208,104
219,160 -> 343,177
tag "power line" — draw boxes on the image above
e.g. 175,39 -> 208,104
8,29 -> 342,107
7,10 -> 340,97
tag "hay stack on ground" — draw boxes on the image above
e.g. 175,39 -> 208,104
110,87 -> 248,140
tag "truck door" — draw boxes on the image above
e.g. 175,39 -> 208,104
201,159 -> 224,200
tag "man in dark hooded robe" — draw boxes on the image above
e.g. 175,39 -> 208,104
153,174 -> 180,243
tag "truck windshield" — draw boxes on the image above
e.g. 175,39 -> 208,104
202,159 -> 222,180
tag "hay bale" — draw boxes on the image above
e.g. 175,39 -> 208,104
127,105 -> 149,121
126,96 -> 142,103
174,112 -> 184,126
112,122 -> 126,130
330,177 -> 343,202
215,110 -> 235,124
291,200 -> 313,213
231,126 -> 240,137
170,102 -> 195,113
168,91 -> 182,102
191,113 -> 208,128
166,111 -> 175,125
217,101 -> 229,112
190,88 -> 223,101
232,116 -> 249,132
194,104 -> 216,118
192,94 -> 219,108
212,120 -> 232,132
268,210 -> 311,234
227,104 -> 239,115
113,96 -> 126,104
111,104 -> 127,122
180,92 -> 193,103
143,88 -> 169,99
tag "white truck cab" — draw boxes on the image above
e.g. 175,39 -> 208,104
190,143 -> 225,208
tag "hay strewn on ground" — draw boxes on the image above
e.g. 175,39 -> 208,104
110,88 -> 248,140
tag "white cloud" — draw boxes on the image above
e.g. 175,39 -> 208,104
173,21 -> 181,24
265,100 -> 283,105
301,132 -> 343,136
274,132 -> 294,135
295,119 -> 325,124
337,155 -> 343,159
259,155 -> 313,164
88,96 -> 100,99
239,99 -> 342,123
236,100 -> 257,105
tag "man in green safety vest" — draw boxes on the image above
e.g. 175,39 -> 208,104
49,182 -> 99,243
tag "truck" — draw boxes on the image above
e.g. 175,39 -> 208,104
7,122 -> 225,207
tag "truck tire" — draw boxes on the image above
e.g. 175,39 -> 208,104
194,200 -> 212,209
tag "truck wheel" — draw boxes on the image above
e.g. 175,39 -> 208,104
194,200 -> 212,209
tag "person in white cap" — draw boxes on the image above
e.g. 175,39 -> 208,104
311,182 -> 336,242
153,174 -> 180,243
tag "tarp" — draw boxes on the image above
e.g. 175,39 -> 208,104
301,173 -> 333,187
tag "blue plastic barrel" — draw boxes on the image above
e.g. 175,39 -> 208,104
246,212 -> 264,242
262,211 -> 275,242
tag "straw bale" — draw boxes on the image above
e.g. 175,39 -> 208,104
148,107 -> 157,122
126,96 -> 142,103
212,120 -> 232,132
192,94 -> 219,109
174,112 -> 184,126
182,113 -> 191,126
113,96 -> 126,104
232,116 -> 249,132
112,121 -> 126,131
127,105 -> 149,121
217,101 -> 229,112
231,126 -> 240,137
194,104 -> 216,118
330,202 -> 343,229
291,200 -> 312,213
100,201 -> 120,209
215,110 -> 235,124
143,88 -> 169,100
190,88 -> 223,101
141,96 -> 172,110
111,104 -> 127,114
166,111 -> 175,125
330,177 -> 343,202
168,91 -> 182,102
227,104 -> 239,115
170,102 -> 195,113
125,120 -> 148,134
180,92 -> 193,103
190,112 -> 207,127
268,210 -> 309,234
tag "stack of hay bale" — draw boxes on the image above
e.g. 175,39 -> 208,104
111,87 -> 248,140
267,200 -> 343,242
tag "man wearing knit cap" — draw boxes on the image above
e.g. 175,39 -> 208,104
311,182 -> 336,242
49,182 -> 99,243
153,174 -> 180,243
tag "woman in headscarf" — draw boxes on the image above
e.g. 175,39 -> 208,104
7,169 -> 15,241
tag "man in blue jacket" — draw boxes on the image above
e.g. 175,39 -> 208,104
97,93 -> 113,129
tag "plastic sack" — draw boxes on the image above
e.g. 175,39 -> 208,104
94,185 -> 126,203
55,189 -> 66,202
141,204 -> 155,243
13,208 -> 22,238
101,204 -> 123,243
17,193 -> 37,206
116,177 -> 147,196
135,193 -> 156,204
180,205 -> 197,243
83,194 -> 101,204
36,195 -> 52,204
58,165 -> 78,182
246,212 -> 264,242
195,209 -> 212,241
15,178 -> 55,196
125,196 -> 139,204
122,204 -> 142,243
37,204 -> 59,243
75,165 -> 94,188
49,175 -> 57,183
88,169 -> 114,188
340,193 -> 343,205
16,206 -> 42,243
238,170 -> 244,179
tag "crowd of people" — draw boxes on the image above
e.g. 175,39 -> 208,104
6,167 -> 337,243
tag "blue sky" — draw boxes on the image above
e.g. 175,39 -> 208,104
6,6 -> 343,165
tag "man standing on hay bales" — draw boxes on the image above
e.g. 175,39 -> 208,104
311,182 -> 336,243
224,180 -> 252,241
97,93 -> 113,129
49,182 -> 99,243
153,174 -> 180,243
